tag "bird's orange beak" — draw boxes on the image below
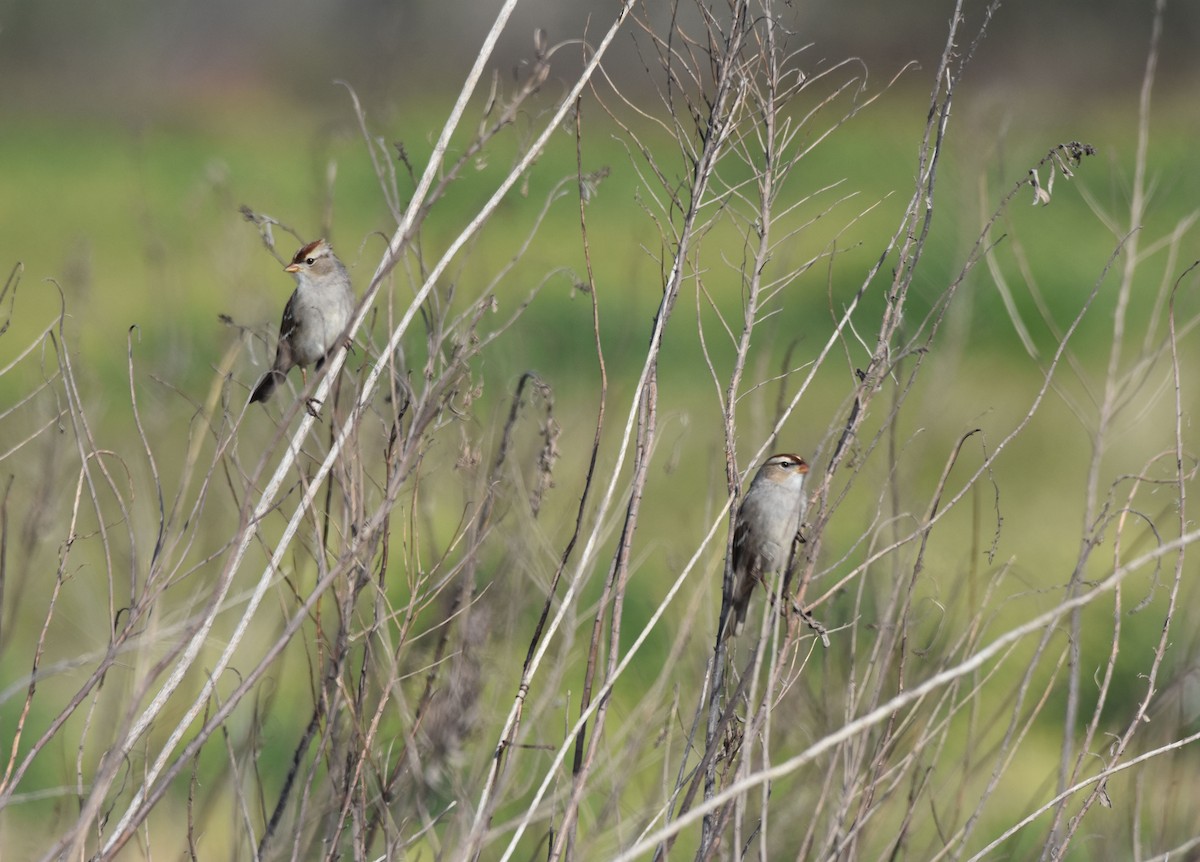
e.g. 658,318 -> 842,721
284,262 -> 301,273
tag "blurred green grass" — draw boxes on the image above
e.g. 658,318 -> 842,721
1,84 -> 1198,857
5,88 -> 1196,398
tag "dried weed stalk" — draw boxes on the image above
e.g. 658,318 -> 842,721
1,0 -> 1198,860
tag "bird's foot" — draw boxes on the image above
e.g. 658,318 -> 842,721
790,600 -> 831,648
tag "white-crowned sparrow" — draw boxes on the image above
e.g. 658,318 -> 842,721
250,238 -> 355,404
723,452 -> 809,639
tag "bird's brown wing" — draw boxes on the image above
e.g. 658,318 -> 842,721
724,516 -> 762,639
250,290 -> 300,403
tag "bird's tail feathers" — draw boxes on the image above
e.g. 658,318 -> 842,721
250,370 -> 285,404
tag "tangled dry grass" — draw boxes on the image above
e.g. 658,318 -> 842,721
1,0 -> 1198,859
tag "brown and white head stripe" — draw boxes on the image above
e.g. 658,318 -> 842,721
284,238 -> 334,274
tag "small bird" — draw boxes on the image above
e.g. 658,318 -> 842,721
250,239 -> 355,405
723,452 -> 809,639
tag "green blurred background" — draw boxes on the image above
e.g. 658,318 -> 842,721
2,0 -> 1198,390
2,0 -> 1200,859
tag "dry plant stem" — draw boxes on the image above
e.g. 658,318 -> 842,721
967,731 -> 1200,862
798,0 -> 965,591
344,5 -> 638,857
0,304 -> 150,808
75,522 -> 379,860
600,0 -> 993,859
366,422 -> 446,825
57,1 -> 634,857
703,4 -> 786,854
706,1 -> 978,854
545,1 -> 757,856
809,0 -> 1006,566
553,375 -> 654,862
259,416 -> 356,861
925,648 -> 1070,862
0,291 -> 61,790
587,0 -> 875,852
551,97 -> 609,862
466,4 -> 751,857
493,496 -> 744,862
356,423 -> 431,855
782,225 -> 1112,858
651,651 -> 730,858
5,0 -> 1192,856
829,431 -> 983,860
711,0 -> 779,718
331,178 -> 573,855
1047,260 -> 1199,860
585,0 -> 878,849
830,214 -> 1118,859
798,145 -> 1099,625
609,521 -> 1200,862
1047,0 -> 1164,851
716,6 -> 1113,858
0,476 -> 9,649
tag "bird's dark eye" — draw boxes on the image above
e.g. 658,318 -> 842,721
305,257 -> 316,265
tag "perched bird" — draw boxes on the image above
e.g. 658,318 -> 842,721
723,452 -> 809,639
250,239 -> 355,405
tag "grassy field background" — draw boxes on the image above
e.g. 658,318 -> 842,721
2,13 -> 1200,858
